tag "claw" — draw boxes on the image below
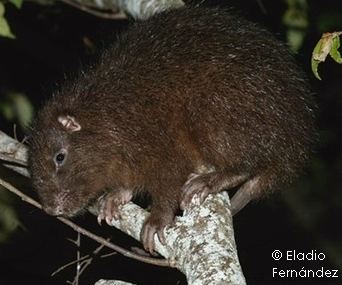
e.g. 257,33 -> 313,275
157,228 -> 166,245
141,222 -> 157,254
105,216 -> 113,226
113,212 -> 121,220
96,188 -> 132,226
97,214 -> 103,225
199,188 -> 209,203
141,213 -> 173,254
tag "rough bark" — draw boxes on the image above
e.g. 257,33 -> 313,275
95,280 -> 135,285
29,0 -> 185,20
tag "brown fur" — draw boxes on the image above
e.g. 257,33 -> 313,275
29,6 -> 316,252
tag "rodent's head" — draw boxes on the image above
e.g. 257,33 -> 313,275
29,112 -> 108,217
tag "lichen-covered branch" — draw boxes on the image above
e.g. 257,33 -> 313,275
28,0 -> 185,20
0,130 -> 246,284
95,280 -> 135,285
113,193 -> 246,284
0,130 -> 29,177
89,192 -> 246,284
115,0 -> 185,20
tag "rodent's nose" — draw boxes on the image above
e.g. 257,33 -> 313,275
43,205 -> 64,216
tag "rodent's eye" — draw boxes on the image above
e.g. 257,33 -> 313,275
54,149 -> 67,167
56,153 -> 65,163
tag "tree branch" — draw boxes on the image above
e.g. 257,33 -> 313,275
28,0 -> 185,20
59,0 -> 128,20
95,280 -> 135,285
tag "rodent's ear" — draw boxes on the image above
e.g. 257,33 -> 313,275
58,115 -> 81,132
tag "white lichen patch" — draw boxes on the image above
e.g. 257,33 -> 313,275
95,280 -> 136,285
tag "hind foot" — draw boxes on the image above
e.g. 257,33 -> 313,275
180,171 -> 248,210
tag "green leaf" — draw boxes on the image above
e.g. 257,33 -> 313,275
11,93 -> 34,128
287,29 -> 306,53
311,32 -> 342,80
0,2 -> 4,16
311,59 -> 321,80
0,190 -> 20,244
311,38 -> 324,80
330,36 -> 342,64
9,0 -> 23,9
0,3 -> 15,39
0,92 -> 34,128
283,0 -> 308,52
0,102 -> 15,120
283,8 -> 308,29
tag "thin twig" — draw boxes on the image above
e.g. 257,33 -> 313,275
13,124 -> 18,141
100,252 -> 117,258
71,241 -> 107,284
52,254 -> 90,276
0,177 -> 172,267
74,232 -> 81,285
59,0 -> 127,20
67,237 -> 80,246
60,241 -> 109,284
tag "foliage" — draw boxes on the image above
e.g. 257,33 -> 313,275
311,32 -> 342,80
0,91 -> 34,130
0,2 -> 14,38
9,0 -> 23,9
0,0 -> 23,38
0,187 -> 20,243
283,0 -> 309,52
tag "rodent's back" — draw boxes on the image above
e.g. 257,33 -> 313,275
94,6 -> 316,187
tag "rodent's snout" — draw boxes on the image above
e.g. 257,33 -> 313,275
41,197 -> 80,217
38,188 -> 77,217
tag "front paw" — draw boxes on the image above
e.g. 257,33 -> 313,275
97,189 -> 133,225
140,213 -> 174,254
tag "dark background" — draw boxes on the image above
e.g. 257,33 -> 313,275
0,0 -> 341,284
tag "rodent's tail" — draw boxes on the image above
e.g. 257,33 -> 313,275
231,176 -> 261,215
